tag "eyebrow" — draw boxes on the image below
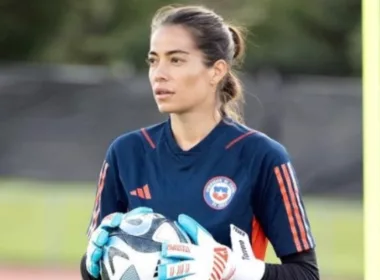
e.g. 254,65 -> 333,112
148,50 -> 190,56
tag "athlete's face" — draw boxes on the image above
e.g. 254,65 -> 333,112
148,25 -> 225,115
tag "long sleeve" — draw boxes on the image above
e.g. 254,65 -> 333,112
252,142 -> 316,258
87,143 -> 128,238
251,139 -> 319,279
262,249 -> 319,280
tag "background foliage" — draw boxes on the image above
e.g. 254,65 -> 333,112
0,0 -> 361,76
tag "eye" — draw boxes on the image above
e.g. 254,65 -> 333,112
171,57 -> 184,65
146,57 -> 157,66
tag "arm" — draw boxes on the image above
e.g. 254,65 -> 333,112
262,249 -> 319,280
87,144 -> 127,237
252,142 -> 319,280
82,143 -> 128,280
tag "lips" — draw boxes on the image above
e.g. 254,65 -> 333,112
154,89 -> 174,95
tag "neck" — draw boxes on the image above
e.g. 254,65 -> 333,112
170,110 -> 222,151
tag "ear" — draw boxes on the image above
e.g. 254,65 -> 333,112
209,59 -> 229,86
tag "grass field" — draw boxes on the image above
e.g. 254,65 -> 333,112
0,179 -> 363,279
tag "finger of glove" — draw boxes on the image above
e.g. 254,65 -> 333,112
90,227 -> 110,247
99,212 -> 124,229
125,207 -> 153,217
230,224 -> 255,260
87,241 -> 104,263
86,259 -> 100,279
178,214 -> 215,246
86,243 -> 102,278
161,242 -> 201,260
157,260 -> 198,280
174,221 -> 192,244
158,259 -> 226,280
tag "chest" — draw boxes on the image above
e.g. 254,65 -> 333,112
119,148 -> 257,245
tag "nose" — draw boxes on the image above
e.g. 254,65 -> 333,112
150,62 -> 169,83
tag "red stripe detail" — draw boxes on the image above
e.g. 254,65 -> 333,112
288,163 -> 314,248
214,256 -> 224,271
274,166 -> 302,252
212,260 -> 222,280
213,247 -> 227,278
143,184 -> 151,199
225,130 -> 256,149
137,188 -> 145,198
214,247 -> 229,262
185,263 -> 190,274
282,164 -> 310,250
251,219 -> 268,260
141,128 -> 156,148
88,161 -> 109,237
177,263 -> 184,275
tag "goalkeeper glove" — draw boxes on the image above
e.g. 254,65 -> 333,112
158,214 -> 265,280
86,207 -> 153,278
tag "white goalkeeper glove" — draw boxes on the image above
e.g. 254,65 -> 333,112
158,214 -> 265,280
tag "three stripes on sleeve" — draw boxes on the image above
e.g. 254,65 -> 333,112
274,162 -> 315,252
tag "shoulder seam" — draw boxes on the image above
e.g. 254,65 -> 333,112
140,128 -> 156,149
225,130 -> 257,149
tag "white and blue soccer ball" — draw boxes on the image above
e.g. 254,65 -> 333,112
100,212 -> 191,280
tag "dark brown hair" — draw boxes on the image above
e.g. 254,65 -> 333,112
151,5 -> 246,123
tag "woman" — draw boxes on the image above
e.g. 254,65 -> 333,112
81,5 -> 319,280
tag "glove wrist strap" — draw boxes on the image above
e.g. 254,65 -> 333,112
233,258 -> 265,280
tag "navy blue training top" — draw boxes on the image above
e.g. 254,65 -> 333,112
87,118 -> 315,260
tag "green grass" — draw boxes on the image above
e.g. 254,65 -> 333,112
0,179 -> 363,278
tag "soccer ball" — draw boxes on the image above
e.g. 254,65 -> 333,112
100,212 -> 191,280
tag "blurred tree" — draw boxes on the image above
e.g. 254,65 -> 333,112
0,0 -> 67,62
245,0 -> 361,76
0,0 -> 361,76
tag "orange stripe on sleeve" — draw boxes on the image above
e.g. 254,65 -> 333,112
251,219 -> 268,261
94,162 -> 109,205
287,163 -> 314,248
281,164 -> 310,250
274,166 -> 302,252
88,161 -> 109,237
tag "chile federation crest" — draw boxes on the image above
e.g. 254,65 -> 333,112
203,176 -> 237,210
